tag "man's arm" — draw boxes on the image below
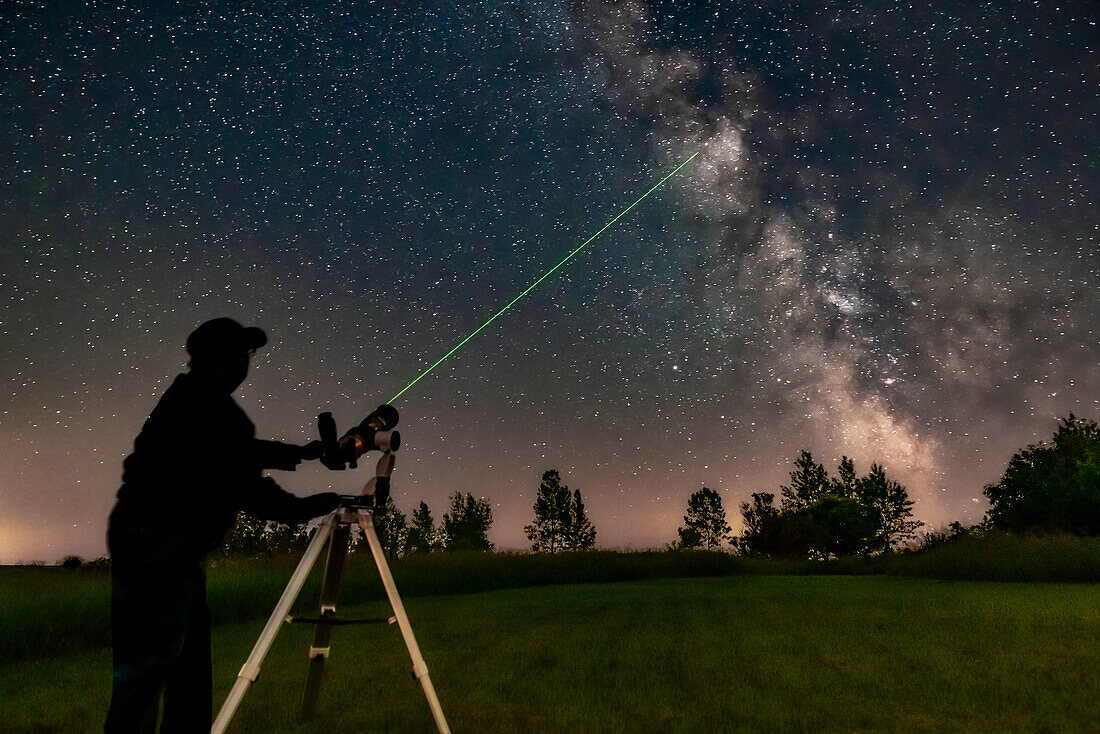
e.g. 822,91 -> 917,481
252,439 -> 324,471
239,476 -> 341,526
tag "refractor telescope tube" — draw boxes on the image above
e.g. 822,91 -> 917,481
342,403 -> 400,456
318,404 -> 400,470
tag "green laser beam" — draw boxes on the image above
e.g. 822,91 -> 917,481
388,151 -> 700,404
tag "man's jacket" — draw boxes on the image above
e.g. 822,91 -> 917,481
112,371 -> 314,552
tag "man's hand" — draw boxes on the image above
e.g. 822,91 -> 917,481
297,492 -> 342,522
298,440 -> 324,461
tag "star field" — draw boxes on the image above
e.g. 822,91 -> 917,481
1,1 -> 1096,561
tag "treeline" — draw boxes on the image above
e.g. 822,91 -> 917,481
672,455 -> 921,559
219,491 -> 495,559
672,414 -> 1100,559
212,414 -> 1098,561
221,469 -> 599,559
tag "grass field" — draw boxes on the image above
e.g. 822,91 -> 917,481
5,533 -> 1099,667
3,573 -> 1099,733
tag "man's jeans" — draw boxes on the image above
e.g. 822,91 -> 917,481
105,514 -> 211,734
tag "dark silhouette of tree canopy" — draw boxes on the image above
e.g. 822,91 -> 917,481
984,414 -> 1100,535
857,463 -> 922,551
525,470 -> 597,552
803,495 -> 877,558
564,489 -> 597,551
220,513 -> 308,557
736,492 -> 780,555
739,452 -> 920,558
676,487 -> 731,550
781,450 -> 832,511
917,520 -> 975,550
221,512 -> 269,557
372,496 -> 407,557
672,525 -> 703,550
441,492 -> 494,551
405,501 -> 438,554
832,456 -> 858,496
525,470 -> 571,552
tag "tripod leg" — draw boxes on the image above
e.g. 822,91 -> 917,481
360,518 -> 452,734
212,514 -> 335,734
300,516 -> 352,718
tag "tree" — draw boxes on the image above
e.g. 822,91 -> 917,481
564,489 -> 597,551
677,487 -> 731,550
441,492 -> 494,551
781,450 -> 831,511
803,495 -> 877,559
740,491 -> 872,559
405,501 -> 438,554
60,555 -> 84,570
831,456 -> 858,498
736,492 -> 781,555
372,496 -> 408,557
856,463 -> 922,551
221,513 -> 268,557
671,525 -> 703,550
984,414 -> 1100,535
917,520 -> 977,551
265,520 -> 309,554
738,455 -> 921,559
220,513 -> 309,557
525,470 -> 573,553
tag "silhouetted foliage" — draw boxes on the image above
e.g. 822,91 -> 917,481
781,450 -> 832,511
441,492 -> 494,552
60,555 -> 84,570
831,456 -> 858,497
671,525 -> 704,550
857,463 -> 922,551
676,487 -> 731,550
405,501 -> 438,554
739,452 -> 920,558
735,492 -> 780,555
738,493 -> 862,559
525,471 -> 597,552
803,495 -> 878,558
525,470 -> 572,553
984,414 -> 1100,535
221,513 -> 267,556
372,496 -> 408,557
916,520 -> 979,551
564,489 -> 597,551
219,512 -> 309,557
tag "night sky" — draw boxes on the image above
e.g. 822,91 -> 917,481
2,2 -> 1097,563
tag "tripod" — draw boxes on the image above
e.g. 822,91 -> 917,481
211,503 -> 451,734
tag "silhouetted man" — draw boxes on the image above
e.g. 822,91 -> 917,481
105,317 -> 341,733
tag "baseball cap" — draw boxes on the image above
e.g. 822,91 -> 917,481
186,318 -> 267,360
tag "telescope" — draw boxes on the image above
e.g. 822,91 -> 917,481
316,404 -> 401,512
317,404 -> 400,471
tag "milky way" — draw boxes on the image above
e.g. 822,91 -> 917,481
2,2 -> 1096,561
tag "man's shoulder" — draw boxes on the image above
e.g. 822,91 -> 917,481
156,372 -> 210,408
150,372 -> 235,420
